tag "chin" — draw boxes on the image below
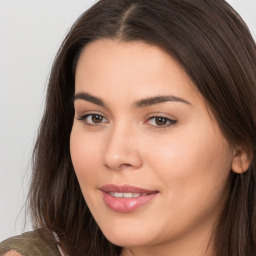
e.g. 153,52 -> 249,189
101,226 -> 154,247
106,235 -> 149,248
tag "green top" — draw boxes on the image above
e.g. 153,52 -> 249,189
0,229 -> 61,256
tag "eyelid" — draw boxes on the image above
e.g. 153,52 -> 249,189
75,111 -> 177,129
76,113 -> 109,126
144,113 -> 177,129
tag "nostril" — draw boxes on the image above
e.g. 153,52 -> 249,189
120,163 -> 133,169
103,139 -> 143,170
104,162 -> 133,171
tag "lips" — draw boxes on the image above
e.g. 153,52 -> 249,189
99,184 -> 158,212
108,192 -> 148,198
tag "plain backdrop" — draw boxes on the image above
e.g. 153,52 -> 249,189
0,0 -> 256,241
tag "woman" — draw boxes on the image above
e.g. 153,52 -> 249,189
1,0 -> 256,255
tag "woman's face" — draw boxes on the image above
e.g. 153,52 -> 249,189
70,39 -> 234,254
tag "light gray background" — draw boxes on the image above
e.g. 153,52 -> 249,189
0,0 -> 255,241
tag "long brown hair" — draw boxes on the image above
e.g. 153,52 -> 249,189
28,0 -> 256,255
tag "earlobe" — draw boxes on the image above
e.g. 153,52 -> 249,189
231,147 -> 252,174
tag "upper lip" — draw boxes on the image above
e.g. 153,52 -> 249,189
99,184 -> 158,194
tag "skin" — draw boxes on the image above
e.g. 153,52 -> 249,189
4,252 -> 21,256
70,39 -> 238,256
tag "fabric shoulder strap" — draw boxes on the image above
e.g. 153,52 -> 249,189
0,229 -> 60,256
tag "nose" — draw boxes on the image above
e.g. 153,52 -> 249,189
103,124 -> 143,171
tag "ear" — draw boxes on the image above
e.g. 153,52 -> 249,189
231,147 -> 252,174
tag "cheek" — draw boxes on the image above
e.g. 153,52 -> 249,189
70,127 -> 107,213
140,125 -> 233,237
143,120 -> 233,202
70,128 -> 102,187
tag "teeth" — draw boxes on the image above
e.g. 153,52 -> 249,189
109,192 -> 147,198
123,193 -> 133,198
112,192 -> 123,198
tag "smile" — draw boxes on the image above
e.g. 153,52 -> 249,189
99,184 -> 159,212
108,192 -> 149,198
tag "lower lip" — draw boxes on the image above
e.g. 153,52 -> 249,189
102,192 -> 158,213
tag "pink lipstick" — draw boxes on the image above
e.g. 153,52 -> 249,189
99,184 -> 158,213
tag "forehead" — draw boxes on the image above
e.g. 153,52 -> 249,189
75,39 -> 202,106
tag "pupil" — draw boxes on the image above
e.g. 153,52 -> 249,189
92,115 -> 102,123
156,117 -> 166,125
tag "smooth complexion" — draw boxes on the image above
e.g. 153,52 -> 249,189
70,39 -> 240,256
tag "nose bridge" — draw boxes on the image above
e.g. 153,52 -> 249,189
103,121 -> 142,170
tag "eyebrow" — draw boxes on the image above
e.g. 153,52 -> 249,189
133,95 -> 191,108
73,92 -> 106,108
73,92 -> 191,108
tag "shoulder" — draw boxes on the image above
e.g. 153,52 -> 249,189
3,251 -> 21,256
0,229 -> 60,256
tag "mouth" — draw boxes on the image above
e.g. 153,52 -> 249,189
108,192 -> 150,198
99,184 -> 159,213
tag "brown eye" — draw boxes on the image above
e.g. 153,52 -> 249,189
155,117 -> 168,126
147,116 -> 177,128
77,114 -> 108,125
91,115 -> 103,123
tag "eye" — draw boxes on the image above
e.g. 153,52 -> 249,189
147,116 -> 177,128
77,114 -> 108,126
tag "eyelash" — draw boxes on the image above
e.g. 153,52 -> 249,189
146,116 -> 177,129
77,114 -> 177,129
77,114 -> 108,126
